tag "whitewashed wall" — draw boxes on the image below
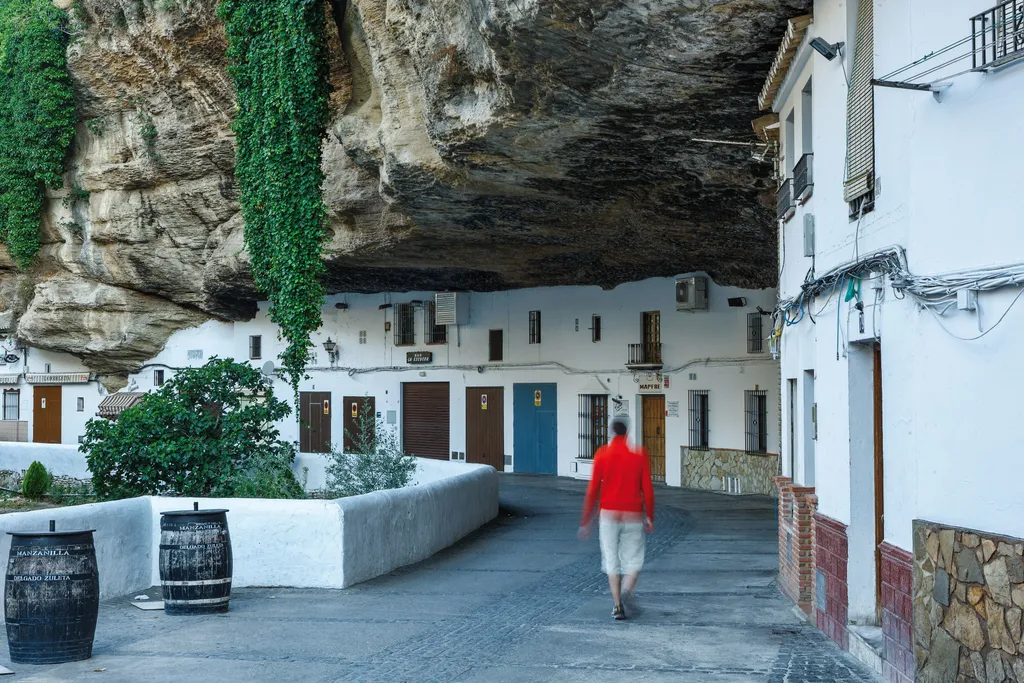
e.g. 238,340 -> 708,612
127,275 -> 780,486
774,0 -> 1024,572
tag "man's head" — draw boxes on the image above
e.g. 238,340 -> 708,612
611,418 -> 628,437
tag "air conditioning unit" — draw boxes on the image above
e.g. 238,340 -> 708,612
434,292 -> 468,325
675,277 -> 708,312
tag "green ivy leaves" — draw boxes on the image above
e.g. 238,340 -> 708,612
0,0 -> 76,267
219,0 -> 331,393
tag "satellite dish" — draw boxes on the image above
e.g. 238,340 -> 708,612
261,361 -> 276,377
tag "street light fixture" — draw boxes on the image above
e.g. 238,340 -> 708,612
322,337 -> 339,365
810,37 -> 844,61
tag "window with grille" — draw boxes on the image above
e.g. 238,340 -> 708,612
394,303 -> 415,346
489,330 -> 503,362
592,315 -> 601,342
745,390 -> 768,454
424,302 -> 447,345
154,370 -> 164,386
249,335 -> 262,360
688,390 -> 709,450
747,313 -> 764,354
77,397 -> 84,412
3,390 -> 18,420
578,394 -> 609,459
529,310 -> 541,344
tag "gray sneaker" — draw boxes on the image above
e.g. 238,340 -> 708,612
612,603 -> 627,620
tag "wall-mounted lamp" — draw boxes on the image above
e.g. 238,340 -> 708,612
809,37 -> 844,61
377,303 -> 392,310
335,302 -> 348,310
322,337 -> 339,365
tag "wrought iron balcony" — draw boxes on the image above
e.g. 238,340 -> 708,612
972,0 -> 1024,70
794,153 -> 813,200
626,343 -> 662,369
776,179 -> 794,221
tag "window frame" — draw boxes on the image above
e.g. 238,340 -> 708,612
578,394 -> 609,459
3,389 -> 19,421
488,329 -> 504,362
747,312 -> 764,354
249,335 -> 262,360
592,315 -> 601,342
77,396 -> 85,412
744,390 -> 768,454
394,303 -> 416,346
688,390 -> 709,450
424,302 -> 447,345
154,369 -> 165,387
529,310 -> 541,344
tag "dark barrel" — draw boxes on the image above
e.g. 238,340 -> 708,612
4,529 -> 100,664
158,509 -> 232,615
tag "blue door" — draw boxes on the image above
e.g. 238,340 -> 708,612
513,383 -> 557,474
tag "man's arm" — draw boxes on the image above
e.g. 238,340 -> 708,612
580,451 -> 605,528
640,448 -> 655,531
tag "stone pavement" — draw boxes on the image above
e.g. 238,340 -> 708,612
1,475 -> 881,682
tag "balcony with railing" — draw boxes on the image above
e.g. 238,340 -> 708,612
794,153 -> 813,201
776,179 -> 795,221
626,343 -> 662,369
972,0 -> 1024,70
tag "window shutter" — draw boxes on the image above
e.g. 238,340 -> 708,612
844,0 -> 875,202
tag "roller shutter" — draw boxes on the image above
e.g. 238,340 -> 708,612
402,382 -> 450,460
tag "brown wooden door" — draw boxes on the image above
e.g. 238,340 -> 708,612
642,311 -> 661,363
403,382 -> 450,460
873,343 -> 885,622
343,396 -> 375,453
642,394 -> 666,482
466,387 -> 504,470
33,386 -> 62,444
299,391 -> 332,453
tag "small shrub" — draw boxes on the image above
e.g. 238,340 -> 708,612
48,479 -> 96,506
326,400 -> 417,497
21,461 -> 51,500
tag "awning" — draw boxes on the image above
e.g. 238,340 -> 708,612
0,374 -> 20,384
97,392 -> 145,418
26,373 -> 90,384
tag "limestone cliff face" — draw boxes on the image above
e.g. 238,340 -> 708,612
3,0 -> 807,375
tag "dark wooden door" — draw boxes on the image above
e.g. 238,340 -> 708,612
402,382 -> 450,460
642,394 -> 666,482
343,396 -> 375,453
466,387 -> 504,470
299,391 -> 332,453
642,311 -> 661,363
873,343 -> 885,622
33,386 -> 62,444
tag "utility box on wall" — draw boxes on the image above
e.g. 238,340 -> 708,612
675,277 -> 709,311
434,292 -> 469,325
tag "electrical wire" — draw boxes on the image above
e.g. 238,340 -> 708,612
924,286 -> 1024,341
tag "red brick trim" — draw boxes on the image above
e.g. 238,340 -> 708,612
774,477 -> 816,615
813,512 -> 849,650
879,542 -> 913,683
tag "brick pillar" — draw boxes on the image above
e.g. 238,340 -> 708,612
774,477 -> 817,615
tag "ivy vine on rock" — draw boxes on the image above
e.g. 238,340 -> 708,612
219,0 -> 331,393
0,0 -> 77,268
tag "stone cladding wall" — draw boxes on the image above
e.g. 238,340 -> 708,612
681,447 -> 778,496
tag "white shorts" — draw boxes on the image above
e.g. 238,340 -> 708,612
599,514 -> 645,575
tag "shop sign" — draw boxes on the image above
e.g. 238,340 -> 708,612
407,351 -> 433,364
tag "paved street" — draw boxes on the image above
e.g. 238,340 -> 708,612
2,476 -> 880,682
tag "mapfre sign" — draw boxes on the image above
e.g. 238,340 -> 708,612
636,372 -> 664,394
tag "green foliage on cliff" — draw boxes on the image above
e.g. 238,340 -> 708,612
0,0 -> 77,267
81,358 -> 304,500
218,0 -> 331,392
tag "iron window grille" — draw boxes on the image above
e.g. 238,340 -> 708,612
489,330 -> 504,362
154,370 -> 164,386
972,0 -> 1024,70
529,310 -> 542,344
592,315 -> 601,342
688,390 -> 709,450
776,179 -> 794,221
747,313 -> 764,354
3,390 -> 19,420
848,190 -> 875,219
578,394 -> 609,459
794,153 -> 813,199
627,343 -> 662,367
394,303 -> 415,346
424,302 -> 447,345
744,390 -> 768,454
249,335 -> 262,360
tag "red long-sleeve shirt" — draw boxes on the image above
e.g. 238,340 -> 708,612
580,435 -> 655,527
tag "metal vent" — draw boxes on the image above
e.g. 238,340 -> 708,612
676,277 -> 709,312
803,214 -> 815,257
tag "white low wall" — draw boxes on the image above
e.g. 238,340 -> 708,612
0,497 -> 152,604
0,460 -> 497,598
0,442 -> 90,478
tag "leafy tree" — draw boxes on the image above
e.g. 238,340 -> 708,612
21,461 -> 51,500
326,400 -> 417,497
81,358 -> 303,500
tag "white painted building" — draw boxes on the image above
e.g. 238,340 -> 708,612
761,0 -> 1024,678
122,275 -> 780,490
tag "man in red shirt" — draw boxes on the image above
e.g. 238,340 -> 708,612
578,418 -> 655,620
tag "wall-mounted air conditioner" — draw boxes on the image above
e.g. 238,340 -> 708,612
676,277 -> 708,312
434,292 -> 469,325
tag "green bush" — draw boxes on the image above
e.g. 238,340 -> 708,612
81,358 -> 303,500
326,400 -> 417,497
21,461 -> 51,500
